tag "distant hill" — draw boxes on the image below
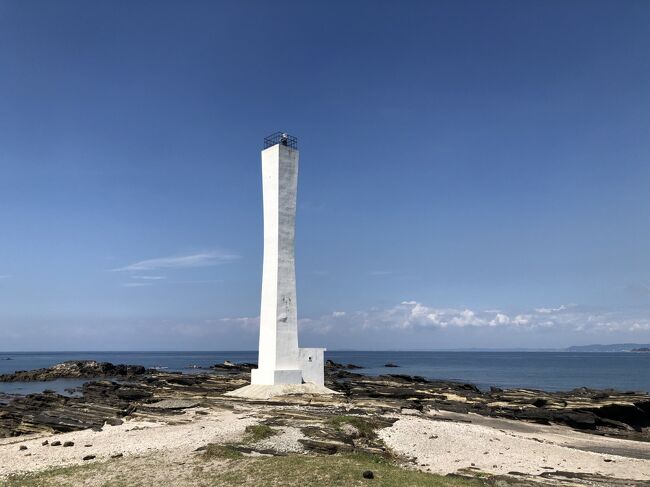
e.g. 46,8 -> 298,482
565,343 -> 650,352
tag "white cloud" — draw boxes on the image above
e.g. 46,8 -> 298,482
131,275 -> 167,280
630,323 -> 650,331
535,304 -> 570,314
217,316 -> 259,332
111,250 -> 240,272
490,313 -> 510,326
122,282 -> 151,287
153,301 -> 650,342
286,301 -> 650,335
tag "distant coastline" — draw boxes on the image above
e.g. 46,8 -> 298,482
564,343 -> 650,353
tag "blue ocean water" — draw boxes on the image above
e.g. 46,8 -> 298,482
0,351 -> 648,395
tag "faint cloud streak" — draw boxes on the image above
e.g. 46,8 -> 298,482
111,250 -> 240,272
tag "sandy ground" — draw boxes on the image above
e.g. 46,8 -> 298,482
379,410 -> 650,482
0,407 -> 256,478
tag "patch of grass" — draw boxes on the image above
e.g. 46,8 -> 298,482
4,451 -> 494,487
327,415 -> 378,438
243,424 -> 278,442
203,443 -> 243,460
3,462 -> 102,487
215,452 -> 486,486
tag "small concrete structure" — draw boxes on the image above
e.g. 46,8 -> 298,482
229,133 -> 333,398
299,348 -> 325,386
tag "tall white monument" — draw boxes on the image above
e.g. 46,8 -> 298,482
250,132 -> 325,387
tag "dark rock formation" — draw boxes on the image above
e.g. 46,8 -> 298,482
325,360 -> 363,370
211,361 -> 257,372
0,361 -> 148,382
323,367 -> 650,441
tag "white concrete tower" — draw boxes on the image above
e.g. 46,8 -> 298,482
251,133 -> 324,386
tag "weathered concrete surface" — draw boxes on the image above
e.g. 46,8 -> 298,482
252,144 -> 302,386
224,383 -> 339,400
252,142 -> 325,386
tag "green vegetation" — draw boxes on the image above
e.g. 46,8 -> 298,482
243,424 -> 278,442
3,452 -> 488,487
2,462 -> 102,487
327,415 -> 378,439
213,452 -> 486,487
203,443 -> 244,460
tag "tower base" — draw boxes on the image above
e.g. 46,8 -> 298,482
250,368 -> 303,385
224,383 -> 340,400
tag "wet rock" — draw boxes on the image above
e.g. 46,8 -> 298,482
164,376 -> 201,386
211,361 -> 256,372
532,398 -> 548,407
325,360 -> 363,370
63,441 -> 74,447
19,445 -> 27,450
362,470 -> 374,479
111,452 -> 123,458
384,363 -> 399,368
51,441 -> 61,446
42,440 -> 48,445
115,387 -> 152,401
83,454 -> 96,461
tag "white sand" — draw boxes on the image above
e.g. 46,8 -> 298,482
0,407 -> 256,478
379,412 -> 650,482
252,425 -> 307,454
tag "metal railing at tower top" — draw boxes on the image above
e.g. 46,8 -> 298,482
263,132 -> 298,150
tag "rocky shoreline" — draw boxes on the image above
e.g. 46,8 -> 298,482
1,359 -> 648,443
2,360 -> 650,486
0,360 -> 149,382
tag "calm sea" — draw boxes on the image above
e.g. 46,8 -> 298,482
1,351 -> 649,396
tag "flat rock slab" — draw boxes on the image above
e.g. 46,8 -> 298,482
144,399 -> 200,410
224,383 -> 340,400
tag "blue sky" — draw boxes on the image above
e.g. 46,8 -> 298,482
0,0 -> 649,350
